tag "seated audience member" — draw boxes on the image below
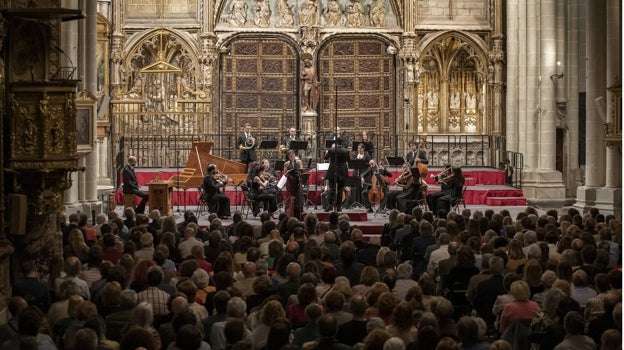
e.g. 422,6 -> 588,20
499,280 -> 541,333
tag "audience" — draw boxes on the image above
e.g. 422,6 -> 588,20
2,205 -> 619,350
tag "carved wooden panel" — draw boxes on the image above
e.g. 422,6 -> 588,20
319,38 -> 395,157
221,38 -> 298,139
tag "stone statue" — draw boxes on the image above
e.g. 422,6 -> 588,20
346,0 -> 365,27
323,0 -> 342,26
427,91 -> 439,109
275,0 -> 294,27
405,63 -> 414,83
465,92 -> 476,110
298,0 -> 317,26
368,0 -> 386,27
450,91 -> 461,109
254,0 -> 271,27
229,0 -> 249,26
301,59 -> 319,112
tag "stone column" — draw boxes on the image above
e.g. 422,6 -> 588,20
520,0 -> 565,206
84,0 -> 100,206
594,0 -> 622,217
575,0 -> 606,210
505,0 -> 519,150
62,0 -> 80,210
564,0 -> 580,195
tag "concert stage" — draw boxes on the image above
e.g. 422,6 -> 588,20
118,167 -> 526,208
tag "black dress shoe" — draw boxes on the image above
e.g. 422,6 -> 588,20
219,215 -> 231,219
366,208 -> 374,213
324,206 -> 332,212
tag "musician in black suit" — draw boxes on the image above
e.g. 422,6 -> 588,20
405,139 -> 428,167
324,141 -> 349,212
360,159 -> 392,213
122,155 -> 149,214
202,164 -> 231,219
237,123 -> 257,170
327,126 -> 350,150
281,127 -> 301,159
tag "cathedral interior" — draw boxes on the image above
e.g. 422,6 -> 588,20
0,0 -> 620,303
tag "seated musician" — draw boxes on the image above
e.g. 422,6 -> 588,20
426,164 -> 451,213
385,163 -> 425,213
361,159 -> 392,213
202,164 -> 231,219
427,166 -> 465,216
251,164 -> 278,218
352,143 -> 371,161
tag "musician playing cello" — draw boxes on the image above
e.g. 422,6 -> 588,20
237,122 -> 257,171
361,159 -> 392,213
406,139 -> 428,167
202,164 -> 231,219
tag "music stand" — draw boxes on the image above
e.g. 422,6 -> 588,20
325,138 -> 343,148
290,140 -> 308,152
386,156 -> 406,168
274,160 -> 285,173
314,162 -> 330,209
259,140 -> 278,149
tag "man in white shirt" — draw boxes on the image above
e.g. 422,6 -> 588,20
178,226 -> 204,259
427,232 -> 451,278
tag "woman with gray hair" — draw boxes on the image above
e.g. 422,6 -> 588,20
123,301 -> 161,350
392,263 -> 418,300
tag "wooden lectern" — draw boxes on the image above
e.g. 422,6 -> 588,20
148,181 -> 173,216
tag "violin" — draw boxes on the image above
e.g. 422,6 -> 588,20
213,171 -> 233,193
395,168 -> 414,190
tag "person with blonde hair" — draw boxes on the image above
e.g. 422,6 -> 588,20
499,280 -> 541,333
64,228 -> 90,263
352,266 -> 380,297
250,299 -> 285,350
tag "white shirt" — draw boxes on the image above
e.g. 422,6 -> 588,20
427,244 -> 450,277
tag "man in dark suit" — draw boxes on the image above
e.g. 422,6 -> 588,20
237,122 -> 257,170
405,139 -> 428,167
202,164 -> 231,219
472,256 -> 507,330
324,140 -> 349,212
327,126 -> 350,150
122,155 -> 148,214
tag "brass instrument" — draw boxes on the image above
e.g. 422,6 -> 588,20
240,135 -> 255,150
278,139 -> 290,154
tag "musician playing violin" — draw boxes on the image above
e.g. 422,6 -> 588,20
385,163 -> 424,213
251,164 -> 278,217
202,164 -> 231,219
361,159 -> 392,213
427,166 -> 465,216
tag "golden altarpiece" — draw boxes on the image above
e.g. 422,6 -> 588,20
109,0 -> 505,170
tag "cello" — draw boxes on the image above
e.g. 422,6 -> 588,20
368,173 -> 385,206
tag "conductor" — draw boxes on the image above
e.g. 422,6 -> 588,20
324,139 -> 350,212
122,155 -> 149,214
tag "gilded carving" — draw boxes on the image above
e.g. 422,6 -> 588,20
11,95 -> 37,155
253,0 -> 271,27
275,0 -> 294,27
368,0 -> 386,27
299,26 -> 320,53
229,0 -> 249,26
346,0 -> 365,27
298,0 -> 317,26
323,0 -> 343,27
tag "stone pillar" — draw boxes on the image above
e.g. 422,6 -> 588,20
564,0 -> 580,195
575,0 -> 606,211
520,0 -> 566,207
505,0 -> 519,150
84,0 -> 100,206
594,0 -> 622,217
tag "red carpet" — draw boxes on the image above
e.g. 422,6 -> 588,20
120,168 -> 525,208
